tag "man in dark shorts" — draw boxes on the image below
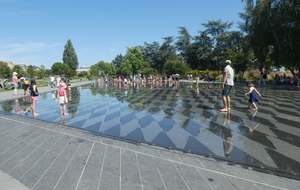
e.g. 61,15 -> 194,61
220,60 -> 234,112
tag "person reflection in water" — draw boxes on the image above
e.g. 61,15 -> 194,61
60,115 -> 67,125
222,112 -> 233,158
245,110 -> 261,135
195,84 -> 199,94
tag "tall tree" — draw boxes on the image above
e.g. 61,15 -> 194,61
112,54 -> 124,68
176,27 -> 191,62
139,42 -> 160,71
240,0 -> 300,73
202,19 -> 233,71
189,31 -> 214,70
158,37 -> 176,74
62,39 -> 79,71
123,46 -> 144,75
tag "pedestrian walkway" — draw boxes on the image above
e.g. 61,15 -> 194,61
0,80 -> 299,190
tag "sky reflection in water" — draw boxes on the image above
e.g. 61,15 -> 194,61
1,82 -> 300,176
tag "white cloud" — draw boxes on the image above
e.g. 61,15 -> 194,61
0,42 -> 62,55
109,47 -> 116,52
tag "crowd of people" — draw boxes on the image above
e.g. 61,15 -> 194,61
273,73 -> 300,86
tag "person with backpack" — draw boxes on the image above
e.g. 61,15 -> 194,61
29,79 -> 39,117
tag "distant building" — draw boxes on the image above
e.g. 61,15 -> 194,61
76,66 -> 90,73
0,61 -> 39,71
0,61 -> 27,71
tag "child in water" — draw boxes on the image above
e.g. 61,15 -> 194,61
56,84 -> 68,115
245,82 -> 262,110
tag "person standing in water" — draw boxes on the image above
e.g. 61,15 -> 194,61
56,84 -> 68,115
220,60 -> 234,112
29,79 -> 39,117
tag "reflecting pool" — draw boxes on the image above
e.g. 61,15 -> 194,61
1,82 -> 300,177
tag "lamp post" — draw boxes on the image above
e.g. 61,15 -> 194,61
249,59 -> 257,70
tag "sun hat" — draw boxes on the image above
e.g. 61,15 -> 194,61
60,82 -> 67,89
225,60 -> 231,64
12,72 -> 18,75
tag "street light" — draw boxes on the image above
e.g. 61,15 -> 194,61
249,58 -> 257,69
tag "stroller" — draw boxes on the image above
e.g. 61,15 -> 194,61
0,79 -> 21,89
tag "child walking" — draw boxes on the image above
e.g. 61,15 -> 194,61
245,82 -> 262,110
56,84 -> 68,115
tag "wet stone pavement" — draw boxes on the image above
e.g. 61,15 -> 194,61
1,81 -> 300,181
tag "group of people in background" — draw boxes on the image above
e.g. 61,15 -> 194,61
273,73 -> 300,86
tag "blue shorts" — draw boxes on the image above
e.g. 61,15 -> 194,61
222,85 -> 233,96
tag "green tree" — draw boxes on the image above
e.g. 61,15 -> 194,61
139,42 -> 161,72
112,54 -> 124,68
62,39 -> 79,71
65,69 -> 77,78
89,61 -> 112,77
27,65 -> 36,78
164,60 -> 191,76
119,61 -> 132,76
106,63 -> 116,76
202,19 -> 233,71
12,65 -> 25,78
52,62 -> 68,76
89,65 -> 97,76
189,31 -> 214,70
176,27 -> 191,63
240,0 -> 300,73
37,65 -> 46,79
0,63 -> 11,78
158,37 -> 176,74
123,47 -> 144,75
78,71 -> 88,77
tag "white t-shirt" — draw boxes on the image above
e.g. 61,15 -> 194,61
224,65 -> 234,86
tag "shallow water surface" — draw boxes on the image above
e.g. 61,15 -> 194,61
1,82 -> 300,176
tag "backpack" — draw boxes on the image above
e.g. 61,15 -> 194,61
24,78 -> 30,85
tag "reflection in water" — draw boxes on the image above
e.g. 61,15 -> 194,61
245,110 -> 261,135
222,112 -> 233,158
1,82 -> 300,176
60,115 -> 67,125
67,87 -> 80,118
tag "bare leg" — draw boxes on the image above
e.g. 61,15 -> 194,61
60,104 -> 63,115
63,104 -> 68,115
32,101 -> 39,116
14,85 -> 18,95
220,96 -> 228,111
252,103 -> 258,110
226,96 -> 231,110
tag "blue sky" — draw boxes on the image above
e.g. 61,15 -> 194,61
1,0 -> 246,69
